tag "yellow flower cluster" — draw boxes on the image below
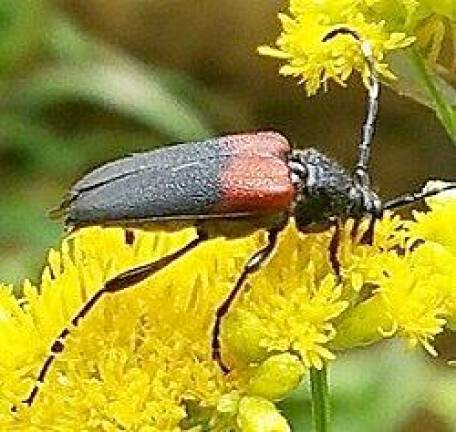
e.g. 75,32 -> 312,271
333,184 -> 456,354
0,185 -> 455,430
258,0 -> 455,95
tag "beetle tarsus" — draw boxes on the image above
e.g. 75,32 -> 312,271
211,347 -> 231,375
22,390 -> 38,407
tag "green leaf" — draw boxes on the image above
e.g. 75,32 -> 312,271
0,0 -> 50,77
0,114 -> 160,176
387,48 -> 456,144
12,61 -> 212,140
3,12 -> 214,140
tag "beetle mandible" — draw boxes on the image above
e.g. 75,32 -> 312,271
20,28 -> 456,408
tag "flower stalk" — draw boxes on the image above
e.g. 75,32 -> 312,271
310,365 -> 330,432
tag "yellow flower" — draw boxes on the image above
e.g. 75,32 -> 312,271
333,183 -> 456,353
246,353 -> 305,401
0,183 -> 455,429
376,247 -> 448,354
258,0 -> 454,95
0,226 -> 295,430
408,182 -> 456,329
410,181 -> 456,255
0,228 -> 252,429
224,222 -> 349,370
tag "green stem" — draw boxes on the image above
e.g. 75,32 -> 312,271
310,365 -> 330,432
409,48 -> 456,144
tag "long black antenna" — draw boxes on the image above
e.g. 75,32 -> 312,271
384,182 -> 456,210
323,28 -> 380,187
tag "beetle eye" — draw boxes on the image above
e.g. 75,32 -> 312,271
288,160 -> 308,181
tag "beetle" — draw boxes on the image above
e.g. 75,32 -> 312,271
19,29 -> 455,408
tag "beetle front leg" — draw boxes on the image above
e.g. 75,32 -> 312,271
350,217 -> 362,240
328,219 -> 342,278
297,220 -> 342,278
211,225 -> 283,373
360,216 -> 376,245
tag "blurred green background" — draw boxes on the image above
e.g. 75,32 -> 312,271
0,1 -> 454,431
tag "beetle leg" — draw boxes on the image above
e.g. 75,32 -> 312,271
350,217 -> 362,240
360,216 -> 376,245
211,225 -> 283,373
328,219 -> 342,278
17,228 -> 208,409
298,220 -> 342,278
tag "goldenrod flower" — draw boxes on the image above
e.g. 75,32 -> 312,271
258,0 -> 454,95
0,227 -> 290,430
333,182 -> 456,353
0,183 -> 455,429
410,181 -> 456,256
408,183 -> 456,330
224,222 -> 349,371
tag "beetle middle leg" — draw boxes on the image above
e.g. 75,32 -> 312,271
211,225 -> 283,373
17,228 -> 208,409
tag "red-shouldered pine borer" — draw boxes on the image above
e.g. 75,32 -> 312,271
18,28 -> 456,409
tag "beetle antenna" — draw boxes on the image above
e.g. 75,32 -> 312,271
323,28 -> 380,187
384,182 -> 456,210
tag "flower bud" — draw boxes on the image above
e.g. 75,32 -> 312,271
331,296 -> 392,349
223,309 -> 269,364
248,353 -> 304,400
237,396 -> 290,432
217,392 -> 241,414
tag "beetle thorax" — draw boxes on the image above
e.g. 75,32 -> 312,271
289,149 -> 382,230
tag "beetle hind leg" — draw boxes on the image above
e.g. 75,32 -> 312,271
15,229 -> 207,410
